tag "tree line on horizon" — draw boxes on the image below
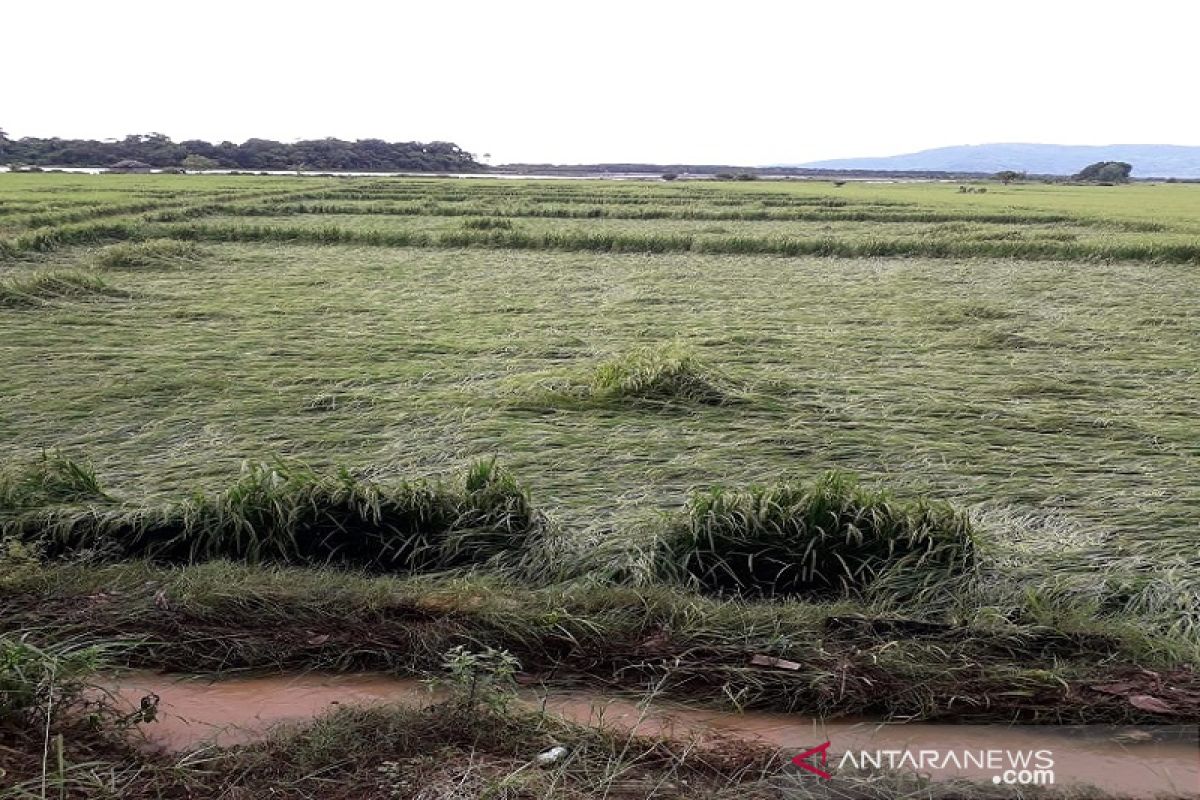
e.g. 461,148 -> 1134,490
0,131 -> 482,172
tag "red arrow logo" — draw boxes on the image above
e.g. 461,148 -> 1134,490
791,741 -> 833,779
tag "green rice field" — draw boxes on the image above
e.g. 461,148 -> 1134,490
2,172 -> 1198,797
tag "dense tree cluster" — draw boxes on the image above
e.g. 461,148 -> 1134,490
0,131 -> 481,172
993,170 -> 1026,184
1072,161 -> 1133,183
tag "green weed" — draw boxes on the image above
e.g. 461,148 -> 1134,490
0,634 -> 111,730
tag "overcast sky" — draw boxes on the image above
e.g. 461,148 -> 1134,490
3,1 -> 1197,165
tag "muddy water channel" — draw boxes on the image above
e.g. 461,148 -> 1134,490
105,672 -> 1199,798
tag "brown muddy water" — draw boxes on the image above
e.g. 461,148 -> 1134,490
105,672 -> 1199,798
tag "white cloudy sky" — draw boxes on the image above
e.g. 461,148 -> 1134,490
3,0 -> 1197,164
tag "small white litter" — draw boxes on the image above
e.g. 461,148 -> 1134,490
749,654 -> 802,670
536,746 -> 569,767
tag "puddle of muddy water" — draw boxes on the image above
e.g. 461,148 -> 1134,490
104,672 -> 433,750
104,672 -> 1199,799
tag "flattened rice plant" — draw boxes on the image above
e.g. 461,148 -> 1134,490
94,239 -> 206,271
0,271 -> 122,308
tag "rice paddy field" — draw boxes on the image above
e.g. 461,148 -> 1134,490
1,173 -> 1198,798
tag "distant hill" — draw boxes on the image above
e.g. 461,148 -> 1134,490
792,144 -> 1200,179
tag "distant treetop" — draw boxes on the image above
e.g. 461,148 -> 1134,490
0,132 -> 482,172
1073,161 -> 1133,183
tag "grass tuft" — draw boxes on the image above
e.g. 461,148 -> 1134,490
0,634 -> 112,732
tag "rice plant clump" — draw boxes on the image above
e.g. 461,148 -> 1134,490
588,343 -> 732,405
0,452 -> 110,513
654,472 -> 977,599
94,239 -> 205,270
459,217 -> 515,230
12,459 -> 546,572
0,270 -> 121,308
